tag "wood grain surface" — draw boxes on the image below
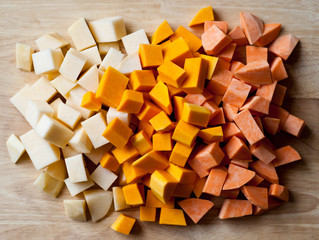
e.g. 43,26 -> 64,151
0,0 -> 318,239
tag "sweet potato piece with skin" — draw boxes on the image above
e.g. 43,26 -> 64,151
178,198 -> 214,224
273,145 -> 301,167
202,25 -> 232,55
270,57 -> 288,81
240,12 -> 264,45
204,21 -> 228,34
255,23 -> 281,47
223,164 -> 255,190
282,114 -> 305,137
241,186 -> 268,209
262,117 -> 280,135
269,184 -> 289,201
269,34 -> 299,60
202,166 -> 228,196
228,26 -> 249,46
250,160 -> 279,184
219,199 -> 252,219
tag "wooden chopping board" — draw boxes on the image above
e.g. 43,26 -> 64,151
0,0 -> 318,239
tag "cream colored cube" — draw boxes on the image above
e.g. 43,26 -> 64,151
25,99 -> 54,128
35,32 -> 69,51
68,126 -> 93,153
59,48 -> 87,82
81,112 -> 109,148
32,49 -> 64,75
107,107 -> 131,126
98,42 -> 120,55
84,143 -> 113,165
57,102 -> 81,129
90,165 -> 117,191
83,189 -> 113,222
121,29 -> 149,55
68,17 -> 96,51
16,43 -> 34,71
34,172 -> 64,197
50,75 -> 77,98
89,16 -> 126,43
49,98 -> 63,119
78,65 -> 99,93
80,46 -> 102,71
46,160 -> 67,181
65,154 -> 88,183
113,186 -> 130,211
20,129 -> 60,170
99,47 -> 124,71
35,114 -> 74,148
44,71 -> 60,81
63,199 -> 87,222
62,146 -> 80,159
31,76 -> 57,102
10,84 -> 40,117
65,176 -> 94,196
66,86 -> 94,119
6,134 -> 25,163
118,52 -> 142,74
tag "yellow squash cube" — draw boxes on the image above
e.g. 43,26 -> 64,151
111,214 -> 136,235
181,102 -> 211,127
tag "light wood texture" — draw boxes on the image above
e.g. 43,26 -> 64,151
0,0 -> 318,239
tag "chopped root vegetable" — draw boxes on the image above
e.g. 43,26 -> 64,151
241,185 -> 268,209
223,164 -> 255,190
178,198 -> 214,223
219,199 -> 252,219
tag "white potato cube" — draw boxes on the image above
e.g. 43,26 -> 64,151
25,99 -> 54,128
46,160 -> 67,181
10,84 -> 40,117
31,76 -> 57,102
59,48 -> 87,82
50,75 -> 77,98
63,199 -> 87,222
6,134 -> 25,163
57,102 -> 81,129
16,43 -> 34,71
62,146 -> 80,159
98,42 -> 120,55
90,165 -> 117,191
113,186 -> 130,211
99,47 -> 124,71
80,46 -> 102,71
89,16 -> 126,43
83,189 -> 112,222
65,154 -> 88,183
81,112 -> 109,148
32,49 -> 64,75
118,52 -> 142,74
20,129 -> 60,170
35,32 -> 69,51
35,114 -> 74,148
34,172 -> 64,197
78,65 -> 99,93
121,29 -> 149,55
68,17 -> 96,51
65,176 -> 94,196
66,86 -> 94,119
84,143 -> 113,165
106,107 -> 131,126
49,98 -> 63,119
68,126 -> 93,153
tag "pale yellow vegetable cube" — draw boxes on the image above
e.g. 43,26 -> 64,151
78,65 -> 99,93
46,160 -> 67,181
16,43 -> 34,71
34,172 -> 64,197
80,46 -> 101,71
49,98 -> 63,119
63,199 -> 87,222
121,29 -> 149,55
68,126 -> 93,154
32,49 -> 64,75
35,32 -> 68,51
118,52 -> 142,74
57,102 -> 81,129
98,42 -> 120,55
90,165 -> 117,191
65,176 -> 94,197
6,134 -> 25,163
66,86 -> 94,119
65,154 -> 88,183
50,75 -> 77,98
99,47 -> 124,71
84,143 -> 113,165
31,76 -> 57,102
113,186 -> 130,211
25,99 -> 54,128
62,146 -> 80,159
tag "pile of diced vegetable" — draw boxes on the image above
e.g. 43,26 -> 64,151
7,6 -> 305,235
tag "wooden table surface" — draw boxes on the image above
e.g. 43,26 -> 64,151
1,0 -> 319,239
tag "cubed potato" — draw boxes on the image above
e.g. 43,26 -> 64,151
34,172 -> 64,197
68,126 -> 93,153
84,143 -> 113,165
46,160 -> 67,181
6,134 -> 25,163
66,86 -> 94,119
16,43 -> 34,71
106,107 -> 131,126
121,29 -> 149,55
31,76 -> 57,102
118,52 -> 142,74
64,176 -> 94,197
32,49 -> 64,75
78,65 -> 100,93
62,146 -> 80,159
90,165 -> 117,191
35,32 -> 69,51
98,42 -> 120,55
99,47 -> 124,71
50,75 -> 77,98
112,186 -> 131,211
63,199 -> 87,222
25,99 -> 54,128
80,46 -> 102,71
57,102 -> 81,129
65,154 -> 88,183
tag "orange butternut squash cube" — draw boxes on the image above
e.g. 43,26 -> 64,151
162,37 -> 193,67
112,142 -> 139,164
130,130 -> 153,155
173,183 -> 194,198
149,81 -> 173,115
181,102 -> 211,127
145,189 -> 175,208
122,161 -> 147,184
136,100 -> 161,122
166,163 -> 197,184
170,26 -> 202,53
100,152 -> 120,172
152,132 -> 173,151
122,183 -> 144,205
139,44 -> 163,68
117,89 -> 144,114
182,57 -> 208,93
81,91 -> 102,111
199,126 -> 223,142
172,120 -> 199,147
199,54 -> 218,79
189,6 -> 214,27
129,70 -> 156,91
169,142 -> 194,167
173,96 -> 186,121
111,214 -> 136,235
159,208 -> 186,226
96,66 -> 128,107
138,120 -> 155,139
132,151 -> 169,173
157,60 -> 186,88
102,117 -> 132,148
150,170 -> 178,204
149,111 -> 174,133
140,206 -> 156,222
151,20 -> 174,45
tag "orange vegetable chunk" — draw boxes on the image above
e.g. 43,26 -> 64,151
269,34 -> 299,60
282,114 -> 305,137
240,12 -> 264,45
269,184 -> 289,201
204,21 -> 228,34
178,198 -> 214,223
207,69 -> 233,95
270,57 -> 288,81
189,6 -> 215,27
227,25 -> 249,46
241,185 -> 268,209
234,61 -> 272,85
219,199 -> 252,219
246,46 -> 268,64
224,136 -> 252,160
203,166 -> 228,196
151,20 -> 174,45
250,160 -> 279,184
222,78 -> 251,108
255,23 -> 281,47
273,145 -> 301,167
223,164 -> 255,190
